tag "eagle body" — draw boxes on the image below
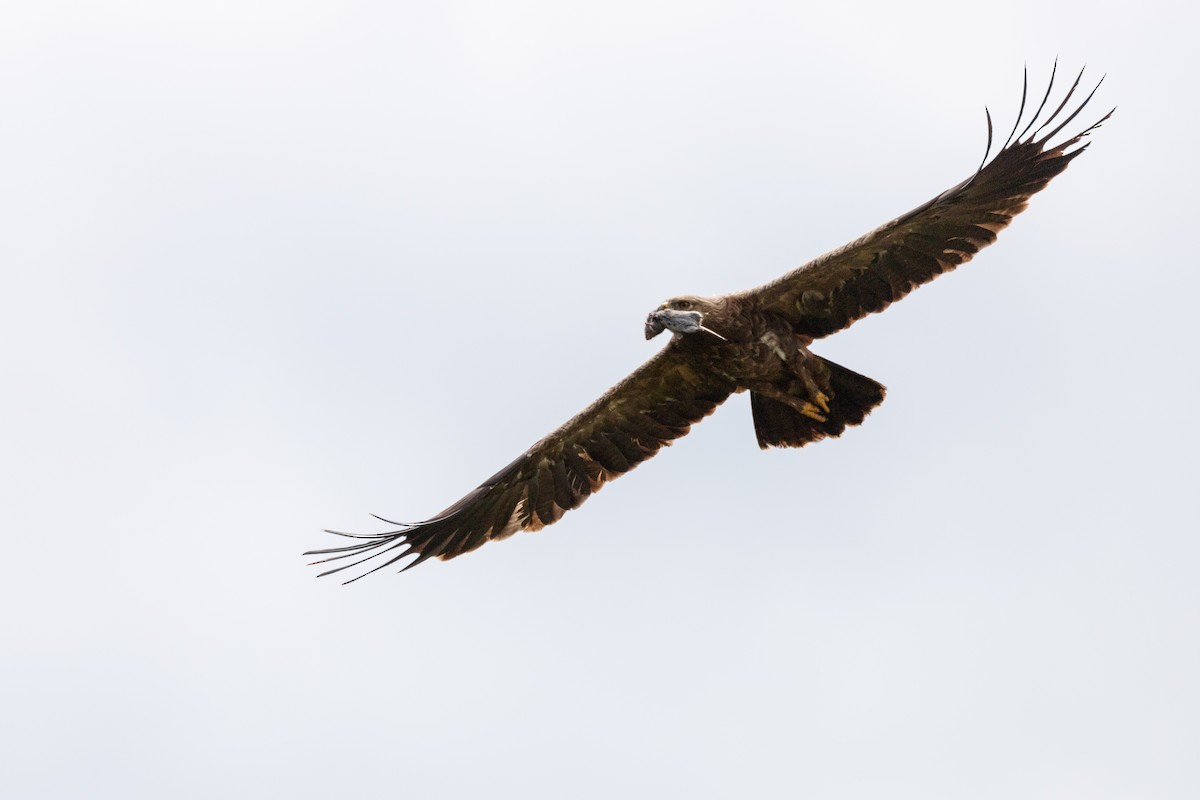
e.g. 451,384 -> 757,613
309,66 -> 1112,581
653,296 -> 887,449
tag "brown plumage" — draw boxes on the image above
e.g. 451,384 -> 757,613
308,65 -> 1112,582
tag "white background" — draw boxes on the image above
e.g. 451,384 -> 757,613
4,2 -> 1196,797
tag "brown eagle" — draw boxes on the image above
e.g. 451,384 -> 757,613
309,66 -> 1112,582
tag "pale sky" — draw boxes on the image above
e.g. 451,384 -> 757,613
4,2 -> 1198,798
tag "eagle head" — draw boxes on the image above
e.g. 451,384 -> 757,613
644,296 -> 727,341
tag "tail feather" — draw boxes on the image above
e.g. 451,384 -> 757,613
751,357 -> 886,449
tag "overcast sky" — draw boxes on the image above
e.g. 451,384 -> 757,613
3,1 -> 1197,798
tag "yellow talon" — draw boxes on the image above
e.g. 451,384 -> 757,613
800,402 -> 828,422
813,391 -> 831,414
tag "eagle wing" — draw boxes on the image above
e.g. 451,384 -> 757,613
740,66 -> 1113,337
307,345 -> 735,581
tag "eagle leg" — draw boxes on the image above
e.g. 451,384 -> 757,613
757,330 -> 834,415
791,348 -> 834,414
748,356 -> 886,450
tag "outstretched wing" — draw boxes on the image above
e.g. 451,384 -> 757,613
741,65 -> 1114,337
306,345 -> 735,581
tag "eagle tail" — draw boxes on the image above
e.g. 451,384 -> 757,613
751,358 -> 886,449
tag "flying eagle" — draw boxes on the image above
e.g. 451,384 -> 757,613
308,66 -> 1112,582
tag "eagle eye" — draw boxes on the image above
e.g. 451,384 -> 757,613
672,299 -> 693,310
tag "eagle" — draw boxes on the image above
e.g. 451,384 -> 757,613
308,66 -> 1112,582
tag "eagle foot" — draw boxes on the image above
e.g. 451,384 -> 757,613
812,390 -> 831,414
800,401 -> 828,422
